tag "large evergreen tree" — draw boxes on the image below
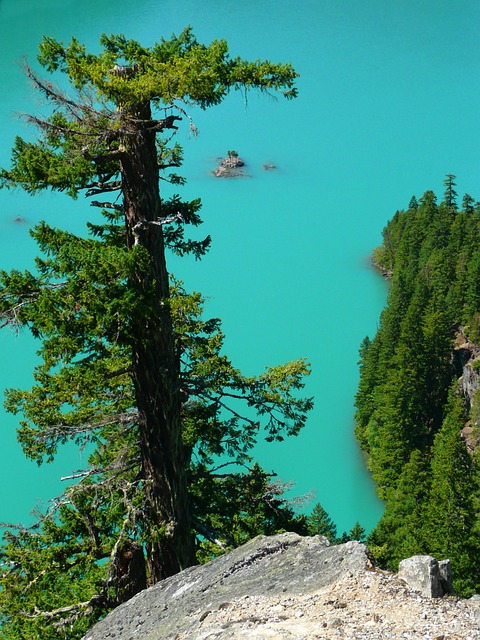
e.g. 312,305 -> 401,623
0,30 -> 312,636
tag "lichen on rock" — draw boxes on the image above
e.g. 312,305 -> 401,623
82,533 -> 480,640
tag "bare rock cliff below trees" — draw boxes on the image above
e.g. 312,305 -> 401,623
82,533 -> 480,640
454,327 -> 480,451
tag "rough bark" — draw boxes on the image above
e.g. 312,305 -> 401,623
119,100 -> 194,583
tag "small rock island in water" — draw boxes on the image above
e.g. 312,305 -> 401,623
212,152 -> 278,177
212,150 -> 247,178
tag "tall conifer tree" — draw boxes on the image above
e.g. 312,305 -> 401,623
0,30 -> 312,635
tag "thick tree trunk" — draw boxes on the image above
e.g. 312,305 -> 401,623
119,101 -> 194,583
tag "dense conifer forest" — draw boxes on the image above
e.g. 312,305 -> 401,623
356,175 -> 480,595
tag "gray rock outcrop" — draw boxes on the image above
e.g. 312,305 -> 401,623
398,555 -> 453,597
453,328 -> 480,415
462,360 -> 480,412
212,154 -> 246,177
83,533 -> 371,640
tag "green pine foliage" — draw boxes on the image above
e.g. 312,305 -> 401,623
336,521 -> 366,544
356,175 -> 480,594
193,463 -> 310,563
306,503 -> 338,543
345,522 -> 366,543
0,30 -> 312,637
425,392 -> 479,596
368,448 -> 430,568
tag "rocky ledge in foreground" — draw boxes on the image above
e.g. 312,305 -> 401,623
83,533 -> 480,640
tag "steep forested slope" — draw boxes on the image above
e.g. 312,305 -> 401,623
356,176 -> 480,595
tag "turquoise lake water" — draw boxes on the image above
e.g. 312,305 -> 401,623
0,0 -> 479,534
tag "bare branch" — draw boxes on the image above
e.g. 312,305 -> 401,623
0,282 -> 67,328
24,62 -> 102,122
33,411 -> 139,447
170,99 -> 199,137
132,214 -> 183,244
20,596 -> 103,624
0,299 -> 33,328
23,114 -> 100,138
83,180 -> 122,197
150,213 -> 184,226
60,464 -> 125,483
90,200 -> 124,211
193,518 -> 227,549
82,148 -> 125,162
145,114 -> 182,132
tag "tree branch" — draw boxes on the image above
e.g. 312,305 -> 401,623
34,411 -> 139,447
192,517 -> 227,549
145,115 -> 182,131
21,596 -> 104,624
0,282 -> 67,328
82,148 -> 125,162
83,180 -> 122,197
90,200 -> 124,211
24,62 -> 108,123
132,214 -> 183,244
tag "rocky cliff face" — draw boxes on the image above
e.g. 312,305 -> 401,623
455,330 -> 480,409
83,533 -> 480,640
454,328 -> 480,451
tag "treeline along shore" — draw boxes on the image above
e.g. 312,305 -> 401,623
355,175 -> 480,596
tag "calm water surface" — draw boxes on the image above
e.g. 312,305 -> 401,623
0,0 -> 479,533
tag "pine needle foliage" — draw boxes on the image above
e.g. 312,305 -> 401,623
0,29 -> 311,638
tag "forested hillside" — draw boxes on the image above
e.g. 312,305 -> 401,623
356,176 -> 480,595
